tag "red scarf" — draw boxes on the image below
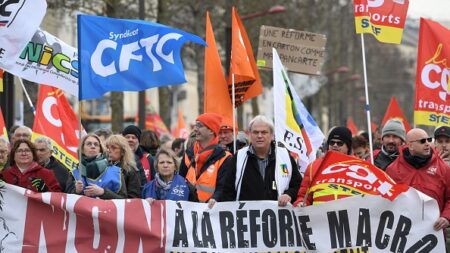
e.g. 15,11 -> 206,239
193,137 -> 218,174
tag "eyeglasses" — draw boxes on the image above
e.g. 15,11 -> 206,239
16,149 -> 31,154
194,122 -> 205,129
0,150 -> 8,155
85,141 -> 100,147
410,137 -> 433,144
329,140 -> 345,147
35,148 -> 48,152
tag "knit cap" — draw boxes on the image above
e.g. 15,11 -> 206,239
196,113 -> 222,136
122,125 -> 142,140
327,126 -> 352,154
382,119 -> 406,141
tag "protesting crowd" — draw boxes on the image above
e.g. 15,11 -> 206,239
1,115 -> 450,235
1,0 -> 450,251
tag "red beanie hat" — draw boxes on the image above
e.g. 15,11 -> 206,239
196,113 -> 222,136
219,117 -> 238,132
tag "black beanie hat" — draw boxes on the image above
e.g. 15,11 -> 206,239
327,126 -> 352,154
122,125 -> 142,140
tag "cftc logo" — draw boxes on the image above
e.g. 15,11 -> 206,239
0,0 -> 24,28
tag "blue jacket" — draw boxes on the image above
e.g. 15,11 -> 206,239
142,174 -> 189,201
73,165 -> 122,193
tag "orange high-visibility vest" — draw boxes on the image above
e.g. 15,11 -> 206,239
185,153 -> 231,202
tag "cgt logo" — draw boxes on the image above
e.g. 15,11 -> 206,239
0,0 -> 24,28
421,44 -> 450,101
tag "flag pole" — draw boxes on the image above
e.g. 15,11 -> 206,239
360,33 -> 374,164
232,74 -> 237,153
18,78 -> 36,116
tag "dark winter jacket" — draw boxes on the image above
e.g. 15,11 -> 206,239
221,142 -> 301,202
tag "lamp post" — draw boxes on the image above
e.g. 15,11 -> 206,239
138,0 -> 146,129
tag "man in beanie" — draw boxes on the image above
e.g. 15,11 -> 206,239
122,125 -> 155,185
294,126 -> 352,206
218,117 -> 246,153
220,115 -> 301,207
386,128 -> 450,233
179,113 -> 233,207
373,119 -> 406,170
434,126 -> 450,166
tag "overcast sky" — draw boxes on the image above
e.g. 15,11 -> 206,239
408,0 -> 450,21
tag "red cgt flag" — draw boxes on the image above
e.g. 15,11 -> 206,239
382,96 -> 411,131
414,18 -> 450,127
228,7 -> 263,107
353,0 -> 409,44
308,151 -> 408,205
32,85 -> 81,170
204,12 -> 233,120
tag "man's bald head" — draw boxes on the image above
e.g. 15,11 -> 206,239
407,128 -> 432,157
406,128 -> 428,143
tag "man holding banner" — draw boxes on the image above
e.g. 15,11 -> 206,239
221,115 -> 301,206
387,128 -> 450,231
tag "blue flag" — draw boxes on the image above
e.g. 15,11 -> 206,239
77,15 -> 206,100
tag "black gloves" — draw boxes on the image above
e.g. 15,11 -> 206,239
31,178 -> 48,192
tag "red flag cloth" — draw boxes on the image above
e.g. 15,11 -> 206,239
382,96 -> 411,131
414,18 -> 450,127
346,117 -> 359,136
308,151 -> 408,205
171,108 -> 189,139
353,0 -> 409,44
228,7 -> 263,107
32,85 -> 81,170
204,12 -> 233,120
0,106 -> 8,141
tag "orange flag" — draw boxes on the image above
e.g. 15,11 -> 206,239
203,11 -> 233,120
346,117 -> 359,136
32,85 -> 81,170
0,106 -> 8,141
171,109 -> 189,139
381,96 -> 411,131
228,7 -> 263,107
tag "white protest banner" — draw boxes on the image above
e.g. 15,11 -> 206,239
0,182 -> 444,252
9,29 -> 79,97
256,25 -> 326,75
0,0 -> 47,70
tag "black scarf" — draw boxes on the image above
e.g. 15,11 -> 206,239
403,148 -> 432,169
80,154 -> 108,179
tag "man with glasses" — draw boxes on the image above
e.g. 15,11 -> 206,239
220,115 -> 301,207
179,113 -> 233,207
34,137 -> 72,192
373,119 -> 406,170
386,128 -> 450,232
294,126 -> 352,206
